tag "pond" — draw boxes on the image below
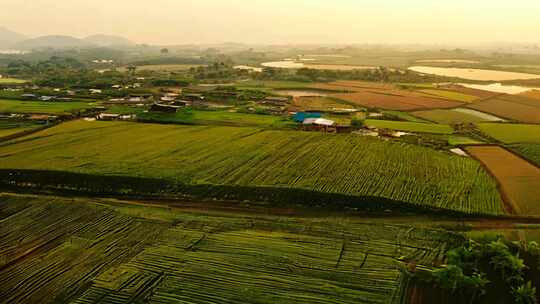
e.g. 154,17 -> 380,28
408,66 -> 540,81
275,90 -> 330,97
262,61 -> 374,71
416,59 -> 479,64
233,65 -> 263,72
458,83 -> 540,94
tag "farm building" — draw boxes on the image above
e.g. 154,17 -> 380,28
97,113 -> 135,121
97,113 -> 120,121
160,96 -> 176,102
294,112 -> 322,122
39,96 -> 56,101
21,94 -> 37,99
150,103 -> 183,113
302,118 -> 336,132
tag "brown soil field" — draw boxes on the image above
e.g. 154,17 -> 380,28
441,85 -> 500,99
290,96 -> 356,112
466,97 -> 540,123
331,90 -> 463,111
496,94 -> 540,107
520,90 -> 540,100
465,146 -> 540,215
311,81 -> 395,92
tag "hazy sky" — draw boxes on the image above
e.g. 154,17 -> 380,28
3,0 -> 540,45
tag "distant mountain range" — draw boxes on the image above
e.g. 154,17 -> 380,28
0,27 -> 27,48
0,27 -> 135,50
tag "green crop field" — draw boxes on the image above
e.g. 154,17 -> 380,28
509,143 -> 540,166
380,110 -> 430,123
136,109 -> 296,128
447,135 -> 483,146
0,119 -> 42,138
364,119 -> 454,134
411,109 -> 487,124
0,120 -> 505,214
478,123 -> 540,144
419,89 -> 478,102
0,77 -> 27,84
0,99 -> 97,114
0,194 -> 462,304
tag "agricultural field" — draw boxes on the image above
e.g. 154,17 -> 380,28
410,109 -> 488,124
520,89 -> 540,100
118,64 -> 204,72
0,77 -> 27,84
509,143 -> 540,166
441,85 -> 500,99
466,95 -> 540,123
364,119 -> 454,134
417,89 -> 478,103
331,90 -> 463,111
0,99 -> 97,114
380,110 -> 430,123
0,119 -> 43,139
446,136 -> 483,146
137,109 -> 295,128
0,194 -> 461,304
289,96 -> 358,112
465,146 -> 540,215
0,120 -> 505,215
477,123 -> 540,144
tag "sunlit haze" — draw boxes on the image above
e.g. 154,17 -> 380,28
3,0 -> 540,45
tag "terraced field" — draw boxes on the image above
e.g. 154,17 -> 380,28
0,120 -> 505,215
0,194 -> 463,304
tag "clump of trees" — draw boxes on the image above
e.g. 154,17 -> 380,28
403,234 -> 540,304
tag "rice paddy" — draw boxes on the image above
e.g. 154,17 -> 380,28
0,99 -> 96,114
364,119 -> 454,134
0,193 -> 463,304
478,123 -> 540,144
465,146 -> 540,215
0,120 -> 505,215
